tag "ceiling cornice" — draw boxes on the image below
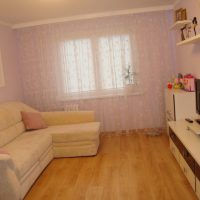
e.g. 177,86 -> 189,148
12,5 -> 173,29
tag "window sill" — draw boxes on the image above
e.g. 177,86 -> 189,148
59,90 -> 144,101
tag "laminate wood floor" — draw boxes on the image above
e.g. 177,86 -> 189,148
25,133 -> 198,200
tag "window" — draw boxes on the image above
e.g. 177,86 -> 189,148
62,39 -> 95,93
98,35 -> 132,89
61,34 -> 133,98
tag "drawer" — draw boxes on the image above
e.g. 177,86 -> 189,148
180,155 -> 196,191
169,128 -> 184,153
169,128 -> 195,173
169,139 -> 180,163
181,148 -> 195,174
196,177 -> 200,199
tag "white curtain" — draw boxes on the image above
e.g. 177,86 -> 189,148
60,34 -> 134,99
98,35 -> 132,90
61,39 -> 95,94
16,11 -> 176,133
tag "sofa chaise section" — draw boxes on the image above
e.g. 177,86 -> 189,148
40,111 -> 100,157
0,102 -> 100,200
0,102 -> 54,200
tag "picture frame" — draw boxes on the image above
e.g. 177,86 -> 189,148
175,8 -> 183,21
181,9 -> 187,20
0,49 -> 5,87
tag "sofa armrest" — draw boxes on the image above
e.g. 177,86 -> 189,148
0,155 -> 20,200
41,111 -> 95,126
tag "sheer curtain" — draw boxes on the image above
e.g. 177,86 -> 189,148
60,34 -> 134,99
16,11 -> 176,133
98,35 -> 132,90
61,39 -> 96,94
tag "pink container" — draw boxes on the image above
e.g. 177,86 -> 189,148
183,78 -> 195,92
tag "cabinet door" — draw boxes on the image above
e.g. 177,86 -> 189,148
180,155 -> 196,191
169,139 -> 180,163
174,92 -> 196,120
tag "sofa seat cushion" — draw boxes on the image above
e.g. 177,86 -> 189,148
3,132 -> 52,179
32,122 -> 100,143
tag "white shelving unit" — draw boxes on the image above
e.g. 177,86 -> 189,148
170,20 -> 192,30
170,20 -> 200,46
177,34 -> 200,46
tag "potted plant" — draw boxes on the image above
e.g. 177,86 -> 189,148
124,65 -> 137,93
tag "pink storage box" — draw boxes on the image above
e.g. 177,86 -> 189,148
183,78 -> 195,92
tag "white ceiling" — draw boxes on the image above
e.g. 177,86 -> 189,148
0,0 -> 176,26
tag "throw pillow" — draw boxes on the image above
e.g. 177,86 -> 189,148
0,148 -> 9,154
21,111 -> 48,131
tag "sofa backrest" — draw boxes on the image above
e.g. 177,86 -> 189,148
0,102 -> 37,147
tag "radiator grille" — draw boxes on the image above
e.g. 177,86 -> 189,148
64,104 -> 79,111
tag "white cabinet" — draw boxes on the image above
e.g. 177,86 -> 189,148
165,89 -> 196,121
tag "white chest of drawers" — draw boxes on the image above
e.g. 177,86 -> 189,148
169,120 -> 200,199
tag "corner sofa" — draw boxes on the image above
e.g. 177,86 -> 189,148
0,102 -> 100,200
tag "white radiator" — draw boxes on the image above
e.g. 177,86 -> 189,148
64,104 -> 79,111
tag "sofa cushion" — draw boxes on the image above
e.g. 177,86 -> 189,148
0,102 -> 38,147
3,132 -> 52,179
0,148 -> 9,154
21,112 -> 47,131
0,102 -> 37,131
31,122 -> 100,143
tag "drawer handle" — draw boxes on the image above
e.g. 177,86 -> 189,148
183,167 -> 187,174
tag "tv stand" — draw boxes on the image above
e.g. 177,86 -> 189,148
168,120 -> 200,199
196,119 -> 200,124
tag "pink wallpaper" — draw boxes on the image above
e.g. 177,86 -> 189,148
0,24 -> 23,103
16,11 -> 176,132
175,0 -> 200,77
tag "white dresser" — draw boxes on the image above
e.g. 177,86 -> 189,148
169,121 -> 200,199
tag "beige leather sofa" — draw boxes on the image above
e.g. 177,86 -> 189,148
0,102 -> 100,200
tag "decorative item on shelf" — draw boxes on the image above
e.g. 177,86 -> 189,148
181,25 -> 186,41
183,74 -> 195,92
174,73 -> 184,89
181,9 -> 187,20
167,73 -> 184,90
167,82 -> 173,90
175,8 -> 188,21
175,8 -> 183,21
186,24 -> 192,39
192,17 -> 198,36
178,16 -> 199,42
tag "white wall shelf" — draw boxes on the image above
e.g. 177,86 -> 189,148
177,34 -> 200,46
170,20 -> 192,30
